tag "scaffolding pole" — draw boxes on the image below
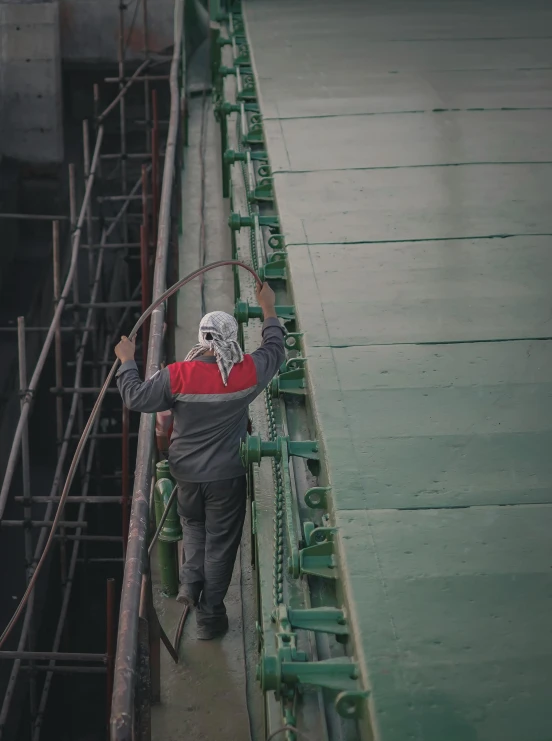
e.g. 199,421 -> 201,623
118,0 -> 128,246
0,105 -> 159,741
17,317 -> 37,726
15,497 -> 129,504
143,0 -> 151,155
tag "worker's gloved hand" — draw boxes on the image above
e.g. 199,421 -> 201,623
115,335 -> 136,363
256,281 -> 277,318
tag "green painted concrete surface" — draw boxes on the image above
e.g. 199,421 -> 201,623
244,0 -> 552,738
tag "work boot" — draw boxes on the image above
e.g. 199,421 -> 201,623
176,582 -> 201,607
196,601 -> 228,640
196,613 -> 229,641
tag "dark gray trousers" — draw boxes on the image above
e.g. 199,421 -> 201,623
176,475 -> 247,622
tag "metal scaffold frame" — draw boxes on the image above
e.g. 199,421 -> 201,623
0,1 -> 177,737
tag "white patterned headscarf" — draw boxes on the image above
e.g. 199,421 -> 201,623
184,311 -> 244,385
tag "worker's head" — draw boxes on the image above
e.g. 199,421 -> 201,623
185,311 -> 243,385
197,311 -> 239,347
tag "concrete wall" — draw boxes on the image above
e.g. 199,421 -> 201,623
0,1 -> 64,162
59,0 -> 175,63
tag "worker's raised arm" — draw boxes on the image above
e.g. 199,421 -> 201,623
115,336 -> 173,413
250,283 -> 285,388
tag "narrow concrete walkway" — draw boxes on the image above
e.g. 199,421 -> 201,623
150,95 -> 254,741
174,93 -> 233,361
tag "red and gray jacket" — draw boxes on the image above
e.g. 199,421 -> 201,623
116,317 -> 285,482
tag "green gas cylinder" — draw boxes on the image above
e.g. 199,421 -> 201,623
154,461 -> 182,542
153,461 -> 182,597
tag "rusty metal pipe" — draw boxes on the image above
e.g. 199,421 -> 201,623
140,224 -> 150,369
122,404 -> 130,556
0,651 -> 106,663
0,213 -> 70,221
151,89 -> 159,239
54,535 -> 123,543
1,521 -> 88,529
111,7 -> 183,736
15,497 -> 129,504
0,327 -> 85,333
106,579 -> 116,731
17,318 -> 37,722
52,222 -> 64,446
50,387 -> 121,394
22,665 -> 107,675
104,75 -> 169,83
142,0 -> 152,156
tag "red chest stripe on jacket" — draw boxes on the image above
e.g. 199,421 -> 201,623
168,355 -> 257,396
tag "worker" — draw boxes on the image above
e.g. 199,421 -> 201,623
115,282 -> 284,640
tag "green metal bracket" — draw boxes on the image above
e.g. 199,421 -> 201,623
258,255 -> 285,281
237,84 -> 256,102
285,357 -> 307,372
258,164 -> 272,179
216,102 -> 260,119
303,522 -> 337,547
220,63 -> 252,77
290,440 -> 319,460
271,368 -> 306,398
281,658 -> 359,694
224,148 -> 267,165
218,64 -> 237,77
268,233 -> 286,250
231,16 -> 244,32
286,607 -> 349,637
299,540 -> 338,580
217,32 -> 247,47
284,332 -> 303,352
235,50 -> 251,66
258,604 -> 365,717
228,212 -> 279,231
234,300 -> 293,325
240,434 -> 318,467
248,177 -> 273,204
304,486 -> 331,509
299,522 -> 339,579
243,122 -> 264,146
